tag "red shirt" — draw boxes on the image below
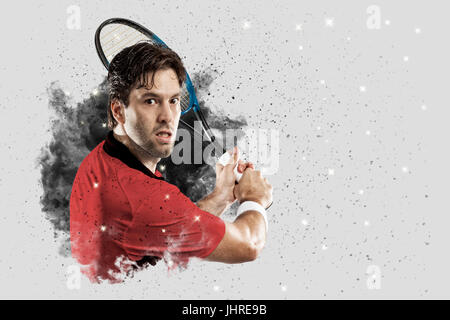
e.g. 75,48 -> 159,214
70,131 -> 225,283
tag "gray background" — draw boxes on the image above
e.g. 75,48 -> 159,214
0,0 -> 449,299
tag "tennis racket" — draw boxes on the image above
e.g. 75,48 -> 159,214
94,17 -> 242,179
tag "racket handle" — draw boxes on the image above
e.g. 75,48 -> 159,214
217,152 -> 242,182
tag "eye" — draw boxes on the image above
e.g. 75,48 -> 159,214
170,98 -> 180,105
145,98 -> 157,105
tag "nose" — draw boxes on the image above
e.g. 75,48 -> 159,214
157,100 -> 174,124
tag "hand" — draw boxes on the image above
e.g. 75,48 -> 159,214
213,147 -> 240,205
237,159 -> 255,175
234,167 -> 273,209
197,147 -> 255,217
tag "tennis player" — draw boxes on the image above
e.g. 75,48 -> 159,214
70,42 -> 273,283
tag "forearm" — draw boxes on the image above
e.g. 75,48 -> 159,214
204,210 -> 267,263
196,189 -> 231,217
233,210 -> 266,252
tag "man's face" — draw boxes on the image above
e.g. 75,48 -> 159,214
123,68 -> 181,158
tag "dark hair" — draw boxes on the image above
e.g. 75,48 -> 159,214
107,41 -> 186,129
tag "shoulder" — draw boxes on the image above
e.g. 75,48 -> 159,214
75,141 -> 107,170
73,140 -> 125,189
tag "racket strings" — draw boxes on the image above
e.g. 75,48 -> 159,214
111,31 -> 150,55
180,83 -> 191,112
101,26 -> 135,49
100,24 -> 155,62
102,30 -> 140,53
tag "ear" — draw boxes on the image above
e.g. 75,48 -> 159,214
111,99 -> 125,125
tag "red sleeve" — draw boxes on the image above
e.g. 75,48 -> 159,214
116,168 -> 225,265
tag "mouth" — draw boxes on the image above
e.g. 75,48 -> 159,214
154,129 -> 173,143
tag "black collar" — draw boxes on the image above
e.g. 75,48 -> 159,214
103,131 -> 164,180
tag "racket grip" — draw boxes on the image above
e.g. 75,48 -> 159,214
217,152 -> 242,182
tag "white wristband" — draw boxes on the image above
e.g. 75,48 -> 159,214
237,201 -> 268,232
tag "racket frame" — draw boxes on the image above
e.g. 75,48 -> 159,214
95,17 -> 225,155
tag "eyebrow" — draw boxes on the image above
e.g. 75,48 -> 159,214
139,91 -> 182,99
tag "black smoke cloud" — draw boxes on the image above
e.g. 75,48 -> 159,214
38,69 -> 247,256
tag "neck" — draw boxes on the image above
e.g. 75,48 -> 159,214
113,127 -> 159,174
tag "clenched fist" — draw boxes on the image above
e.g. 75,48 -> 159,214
234,168 -> 273,209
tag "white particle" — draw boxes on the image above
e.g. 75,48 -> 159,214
365,130 -> 371,135
325,18 -> 334,27
317,126 -> 321,130
364,220 -> 370,227
167,260 -> 174,267
162,229 -> 166,233
403,56 -> 409,62
65,91 -> 71,96
346,36 -> 351,41
402,166 -> 409,173
195,216 -> 200,221
359,86 -> 367,92
302,156 -> 306,161
281,285 -> 287,292
324,139 -> 329,143
319,79 -> 326,85
328,168 -> 335,176
165,194 -> 170,199
159,165 -> 166,171
100,225 -> 106,232
242,20 -> 251,29
102,123 -> 107,128
415,27 -> 421,34
295,24 -> 302,31
213,285 -> 220,292
358,189 -> 364,195
92,88 -> 99,96
301,219 -> 309,226
321,244 -> 328,250
385,20 -> 391,26
298,45 -> 304,51
421,104 -> 427,111
93,182 -> 99,188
